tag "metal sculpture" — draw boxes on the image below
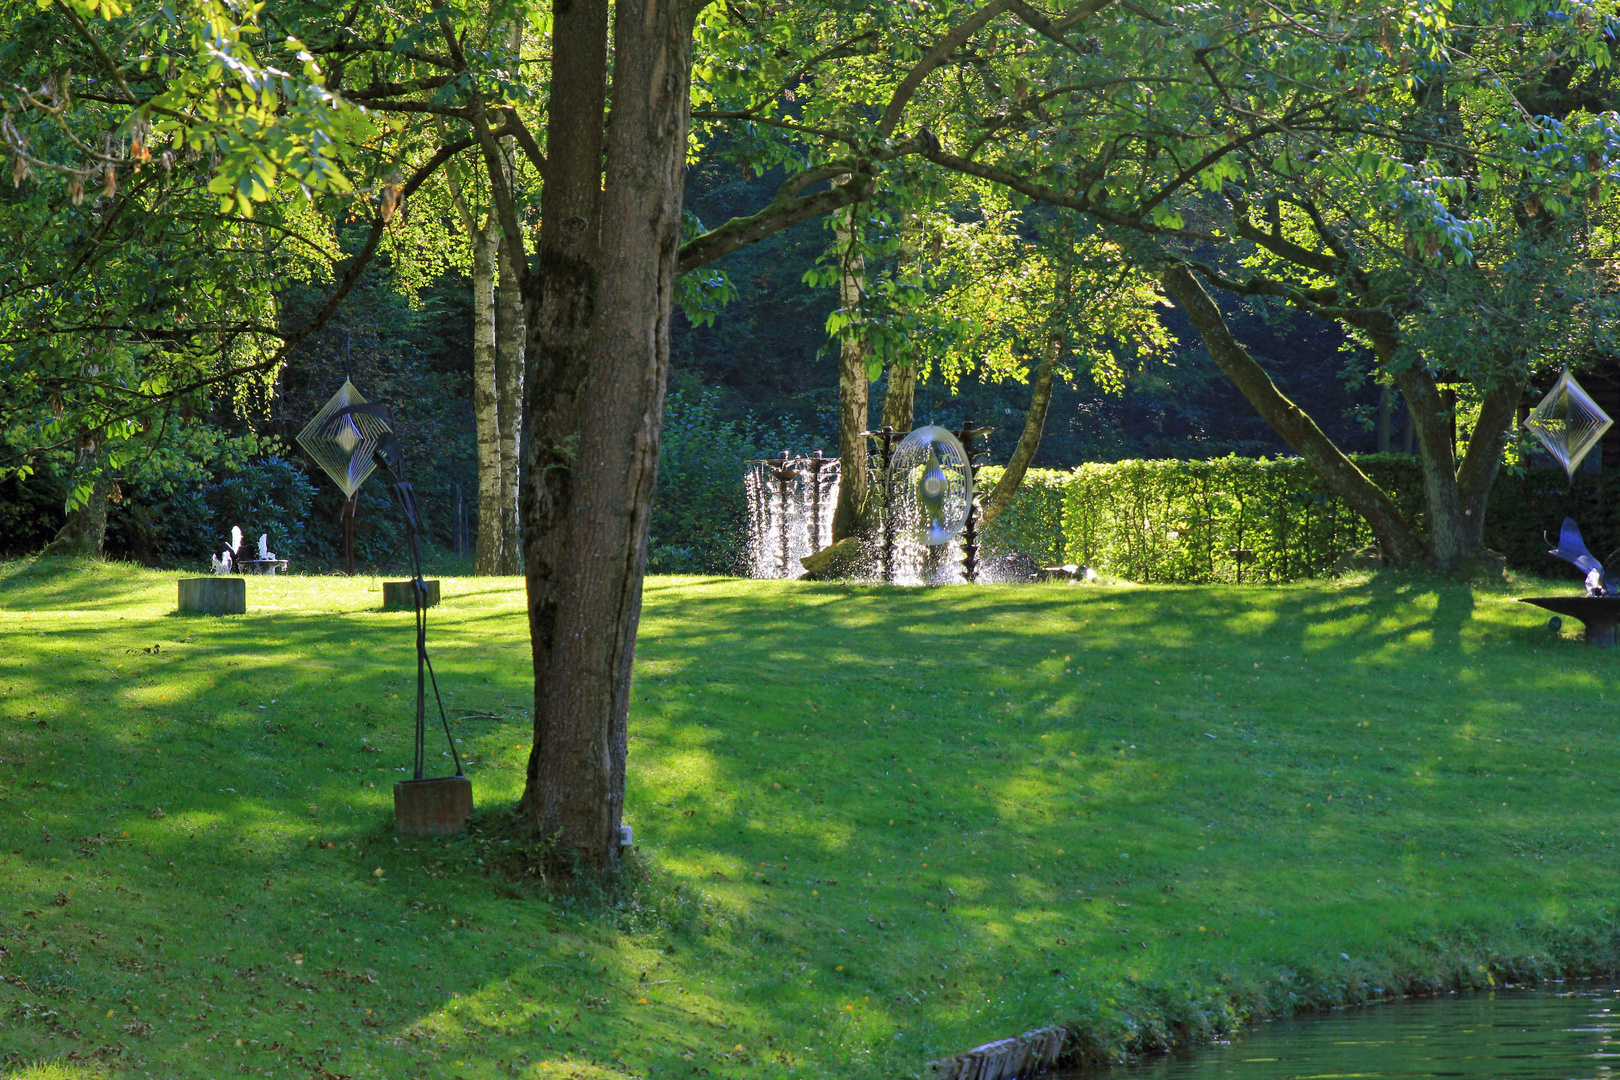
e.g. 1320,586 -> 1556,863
957,421 -> 991,583
1524,368 -> 1613,476
889,425 -> 973,544
1522,517 -> 1620,647
297,379 -> 383,575
300,385 -> 467,829
1547,517 -> 1613,596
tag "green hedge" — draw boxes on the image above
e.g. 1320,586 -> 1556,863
971,454 -> 1605,584
1063,455 -> 1428,584
976,466 -> 1070,567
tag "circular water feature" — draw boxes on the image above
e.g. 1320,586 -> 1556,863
1080,984 -> 1620,1079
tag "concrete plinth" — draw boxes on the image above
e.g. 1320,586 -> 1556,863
178,577 -> 246,615
382,579 -> 440,611
394,776 -> 472,836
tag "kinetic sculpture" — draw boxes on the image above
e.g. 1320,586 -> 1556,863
889,425 -> 973,546
1523,367 -> 1613,476
298,382 -> 469,832
1522,517 -> 1620,647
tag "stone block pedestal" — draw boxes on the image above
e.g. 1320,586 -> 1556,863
383,579 -> 440,611
178,577 -> 246,615
394,776 -> 472,836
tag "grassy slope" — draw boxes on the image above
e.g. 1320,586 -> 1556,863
2,560 -> 1620,1080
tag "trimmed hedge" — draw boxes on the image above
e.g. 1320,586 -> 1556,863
975,454 -> 1601,584
976,466 -> 1070,567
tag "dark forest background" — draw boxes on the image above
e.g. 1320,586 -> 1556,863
0,157 -> 1389,570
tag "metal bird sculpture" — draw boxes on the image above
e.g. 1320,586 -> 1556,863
1547,517 -> 1610,596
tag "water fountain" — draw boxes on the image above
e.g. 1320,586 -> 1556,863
743,451 -> 842,578
744,422 -> 997,584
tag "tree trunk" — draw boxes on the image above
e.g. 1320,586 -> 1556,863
471,215 -> 503,574
40,431 -> 111,557
1456,371 -> 1525,548
496,229 -> 525,574
980,329 -> 1059,529
518,0 -> 608,844
878,212 -> 920,434
1161,265 -> 1427,565
879,363 -> 915,433
517,0 -> 696,875
831,195 -> 870,542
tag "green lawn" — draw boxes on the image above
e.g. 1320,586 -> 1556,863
3,559 -> 1620,1079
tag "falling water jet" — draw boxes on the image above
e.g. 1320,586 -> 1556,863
744,452 -> 843,578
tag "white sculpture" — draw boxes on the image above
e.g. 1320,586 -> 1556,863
257,533 -> 278,574
212,526 -> 244,574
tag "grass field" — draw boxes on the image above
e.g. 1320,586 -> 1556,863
3,559 -> 1620,1079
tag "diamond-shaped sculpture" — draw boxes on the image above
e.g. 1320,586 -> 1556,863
1524,368 -> 1612,477
296,379 -> 391,497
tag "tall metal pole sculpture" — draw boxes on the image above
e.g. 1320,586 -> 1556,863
298,386 -> 470,836
958,420 -> 992,583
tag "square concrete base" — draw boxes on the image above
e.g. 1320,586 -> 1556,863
178,577 -> 245,615
394,776 -> 472,836
383,579 -> 440,611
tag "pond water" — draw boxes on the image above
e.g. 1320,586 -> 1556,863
1088,985 -> 1620,1079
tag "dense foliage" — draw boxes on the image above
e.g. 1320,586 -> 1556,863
648,392 -> 809,573
979,456 -> 1609,587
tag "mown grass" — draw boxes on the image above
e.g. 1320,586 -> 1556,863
2,558 -> 1620,1080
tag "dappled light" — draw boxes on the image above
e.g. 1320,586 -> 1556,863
4,563 -> 1620,1077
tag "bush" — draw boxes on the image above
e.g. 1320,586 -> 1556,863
1060,455 -> 1428,583
110,456 -> 318,568
974,453 -> 1620,585
976,466 -> 1070,567
650,391 -> 812,574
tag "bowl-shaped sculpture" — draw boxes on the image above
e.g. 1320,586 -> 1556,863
1519,596 -> 1620,647
889,425 -> 973,546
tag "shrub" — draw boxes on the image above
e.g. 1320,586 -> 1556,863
976,466 -> 1070,567
650,391 -> 813,574
110,456 -> 318,568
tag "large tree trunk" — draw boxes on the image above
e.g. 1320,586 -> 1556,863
40,430 -> 111,557
471,215 -> 503,574
831,195 -> 870,542
518,0 -> 696,875
1162,266 -> 1427,565
496,230 -> 525,574
980,329 -> 1060,529
879,363 -> 915,433
517,0 -> 608,840
1456,370 -> 1526,540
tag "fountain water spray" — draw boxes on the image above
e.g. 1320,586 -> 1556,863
744,452 -> 842,578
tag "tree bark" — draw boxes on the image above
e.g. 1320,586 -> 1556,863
980,329 -> 1059,529
496,229 -> 525,574
517,0 -> 696,875
831,195 -> 870,542
878,363 -> 915,433
1456,371 -> 1526,535
515,0 -> 607,826
471,215 -> 502,574
40,430 -> 111,557
1161,265 -> 1427,565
